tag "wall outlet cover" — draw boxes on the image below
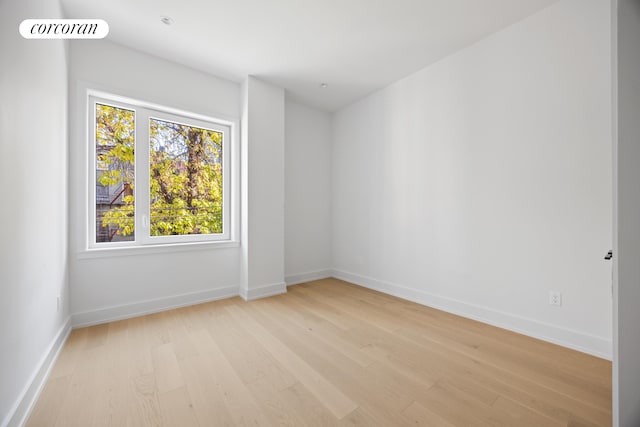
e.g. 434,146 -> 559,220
549,291 -> 562,307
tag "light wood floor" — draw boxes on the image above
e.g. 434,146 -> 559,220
27,279 -> 612,426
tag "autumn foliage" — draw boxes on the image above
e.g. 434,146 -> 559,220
96,104 -> 223,239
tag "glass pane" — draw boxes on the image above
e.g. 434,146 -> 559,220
149,118 -> 223,236
95,103 -> 135,243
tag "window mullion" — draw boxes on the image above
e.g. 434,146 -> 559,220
136,108 -> 151,244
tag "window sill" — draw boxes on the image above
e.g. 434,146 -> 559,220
77,240 -> 240,259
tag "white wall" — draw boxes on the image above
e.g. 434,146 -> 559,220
614,0 -> 640,424
332,0 -> 613,357
0,0 -> 70,425
68,40 -> 242,324
284,99 -> 332,284
240,77 -> 286,299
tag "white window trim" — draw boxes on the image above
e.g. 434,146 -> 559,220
77,240 -> 241,259
86,89 -> 239,253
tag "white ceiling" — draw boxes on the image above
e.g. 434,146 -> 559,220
61,0 -> 559,112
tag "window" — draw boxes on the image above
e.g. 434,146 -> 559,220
89,93 -> 233,248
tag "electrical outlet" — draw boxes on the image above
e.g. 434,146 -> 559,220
56,295 -> 61,312
549,291 -> 562,307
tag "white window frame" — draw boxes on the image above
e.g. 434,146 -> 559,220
88,91 -> 235,249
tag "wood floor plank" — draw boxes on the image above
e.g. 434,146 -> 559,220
127,374 -> 163,427
246,375 -> 310,426
125,315 -> 154,379
266,297 -> 375,367
382,294 -> 610,387
385,325 -> 612,426
187,329 -> 272,426
396,324 -> 611,410
177,352 -> 236,427
144,312 -> 171,349
26,376 -> 71,427
293,283 -> 406,333
92,321 -> 130,426
377,328 -> 610,426
247,299 -> 415,422
491,395 -> 566,427
332,279 -> 610,380
48,328 -> 88,380
151,343 -> 184,393
412,380 -> 503,427
84,323 -> 110,350
163,310 -> 199,361
157,387 -> 199,427
53,346 -> 107,427
224,303 -> 359,419
300,286 -> 610,426
285,290 -> 376,348
338,407 -> 385,427
400,400 -> 457,427
287,286 -> 365,331
28,279 -> 612,427
206,306 -> 297,390
278,381 -> 339,427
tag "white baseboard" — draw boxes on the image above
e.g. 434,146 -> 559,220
71,286 -> 239,328
332,269 -> 612,360
285,269 -> 332,286
3,317 -> 71,427
240,282 -> 287,301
